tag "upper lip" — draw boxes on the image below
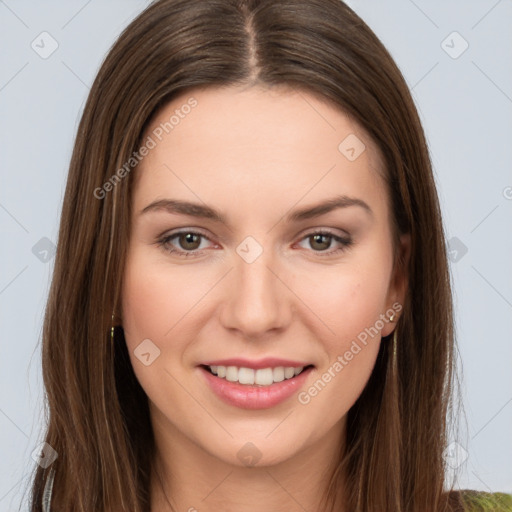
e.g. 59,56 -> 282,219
199,357 -> 314,370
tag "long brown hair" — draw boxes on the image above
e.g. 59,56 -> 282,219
29,0 -> 465,510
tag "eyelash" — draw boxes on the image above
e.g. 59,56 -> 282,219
156,229 -> 353,258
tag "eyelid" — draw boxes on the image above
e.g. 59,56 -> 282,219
159,226 -> 350,242
299,226 -> 351,239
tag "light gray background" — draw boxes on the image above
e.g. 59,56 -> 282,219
1,1 -> 511,510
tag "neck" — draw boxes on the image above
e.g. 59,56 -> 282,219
149,409 -> 348,512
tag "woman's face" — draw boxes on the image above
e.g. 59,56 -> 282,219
121,85 -> 409,468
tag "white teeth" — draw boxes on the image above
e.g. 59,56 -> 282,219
284,367 -> 295,379
225,366 -> 238,382
238,367 -> 255,385
273,366 -> 285,382
207,365 -> 306,386
255,368 -> 273,386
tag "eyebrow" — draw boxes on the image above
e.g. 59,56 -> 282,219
140,194 -> 373,224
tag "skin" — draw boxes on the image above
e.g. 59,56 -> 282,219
121,84 -> 410,512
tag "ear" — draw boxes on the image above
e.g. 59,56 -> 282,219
381,232 -> 411,337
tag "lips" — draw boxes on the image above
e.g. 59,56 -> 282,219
197,357 -> 315,409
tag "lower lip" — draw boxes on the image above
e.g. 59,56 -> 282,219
199,366 -> 314,410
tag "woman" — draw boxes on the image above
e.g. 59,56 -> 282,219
30,0 -> 511,510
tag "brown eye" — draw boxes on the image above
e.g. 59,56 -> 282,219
297,230 -> 353,257
309,234 -> 332,251
158,230 -> 213,257
178,232 -> 202,250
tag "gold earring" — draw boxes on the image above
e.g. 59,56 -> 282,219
111,314 -> 115,343
389,312 -> 396,322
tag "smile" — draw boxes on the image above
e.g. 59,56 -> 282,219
203,364 -> 310,386
198,360 -> 315,410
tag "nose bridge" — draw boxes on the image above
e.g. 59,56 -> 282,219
221,237 -> 290,336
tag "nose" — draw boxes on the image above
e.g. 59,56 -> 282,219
219,249 -> 292,340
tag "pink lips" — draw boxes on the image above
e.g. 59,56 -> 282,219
198,362 -> 314,410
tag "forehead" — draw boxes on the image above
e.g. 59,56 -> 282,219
132,85 -> 387,220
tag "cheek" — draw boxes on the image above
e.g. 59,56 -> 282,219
292,267 -> 387,420
289,259 -> 391,345
120,249 -> 203,398
121,264 -> 166,349
121,248 -> 210,348
287,255 -> 391,409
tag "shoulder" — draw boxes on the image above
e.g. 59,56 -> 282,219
445,489 -> 512,511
